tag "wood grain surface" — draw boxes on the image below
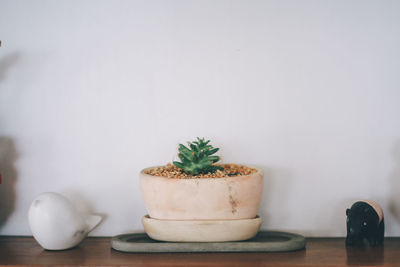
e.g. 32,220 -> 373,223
1,236 -> 400,266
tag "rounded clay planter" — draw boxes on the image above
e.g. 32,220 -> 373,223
140,165 -> 263,220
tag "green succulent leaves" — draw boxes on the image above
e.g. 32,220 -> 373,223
173,137 -> 223,175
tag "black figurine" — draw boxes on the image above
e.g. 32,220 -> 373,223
346,200 -> 384,247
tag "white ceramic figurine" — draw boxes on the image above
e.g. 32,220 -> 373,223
28,192 -> 102,250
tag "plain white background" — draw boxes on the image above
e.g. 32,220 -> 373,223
0,0 -> 400,237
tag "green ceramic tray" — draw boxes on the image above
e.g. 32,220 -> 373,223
111,231 -> 306,253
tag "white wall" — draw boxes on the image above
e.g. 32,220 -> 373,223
0,0 -> 400,237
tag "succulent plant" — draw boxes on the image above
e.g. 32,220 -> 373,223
173,137 -> 223,175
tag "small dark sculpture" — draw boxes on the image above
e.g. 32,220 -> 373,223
346,201 -> 384,247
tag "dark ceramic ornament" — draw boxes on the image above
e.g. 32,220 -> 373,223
346,201 -> 384,247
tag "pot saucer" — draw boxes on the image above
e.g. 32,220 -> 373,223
142,215 -> 262,242
111,231 -> 306,252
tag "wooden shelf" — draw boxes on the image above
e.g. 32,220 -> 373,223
1,236 -> 400,266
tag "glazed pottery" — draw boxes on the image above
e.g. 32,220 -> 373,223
28,192 -> 102,250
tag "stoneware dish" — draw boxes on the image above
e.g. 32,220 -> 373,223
140,166 -> 264,220
142,215 -> 262,242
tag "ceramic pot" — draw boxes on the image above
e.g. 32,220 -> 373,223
140,166 -> 263,220
28,192 -> 102,250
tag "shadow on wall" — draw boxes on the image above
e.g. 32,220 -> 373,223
0,51 -> 21,229
389,140 -> 400,223
0,137 -> 18,229
258,165 -> 293,229
0,52 -> 20,83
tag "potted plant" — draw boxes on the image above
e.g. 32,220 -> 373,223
140,137 -> 264,242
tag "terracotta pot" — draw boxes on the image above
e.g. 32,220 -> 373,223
140,166 -> 263,220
